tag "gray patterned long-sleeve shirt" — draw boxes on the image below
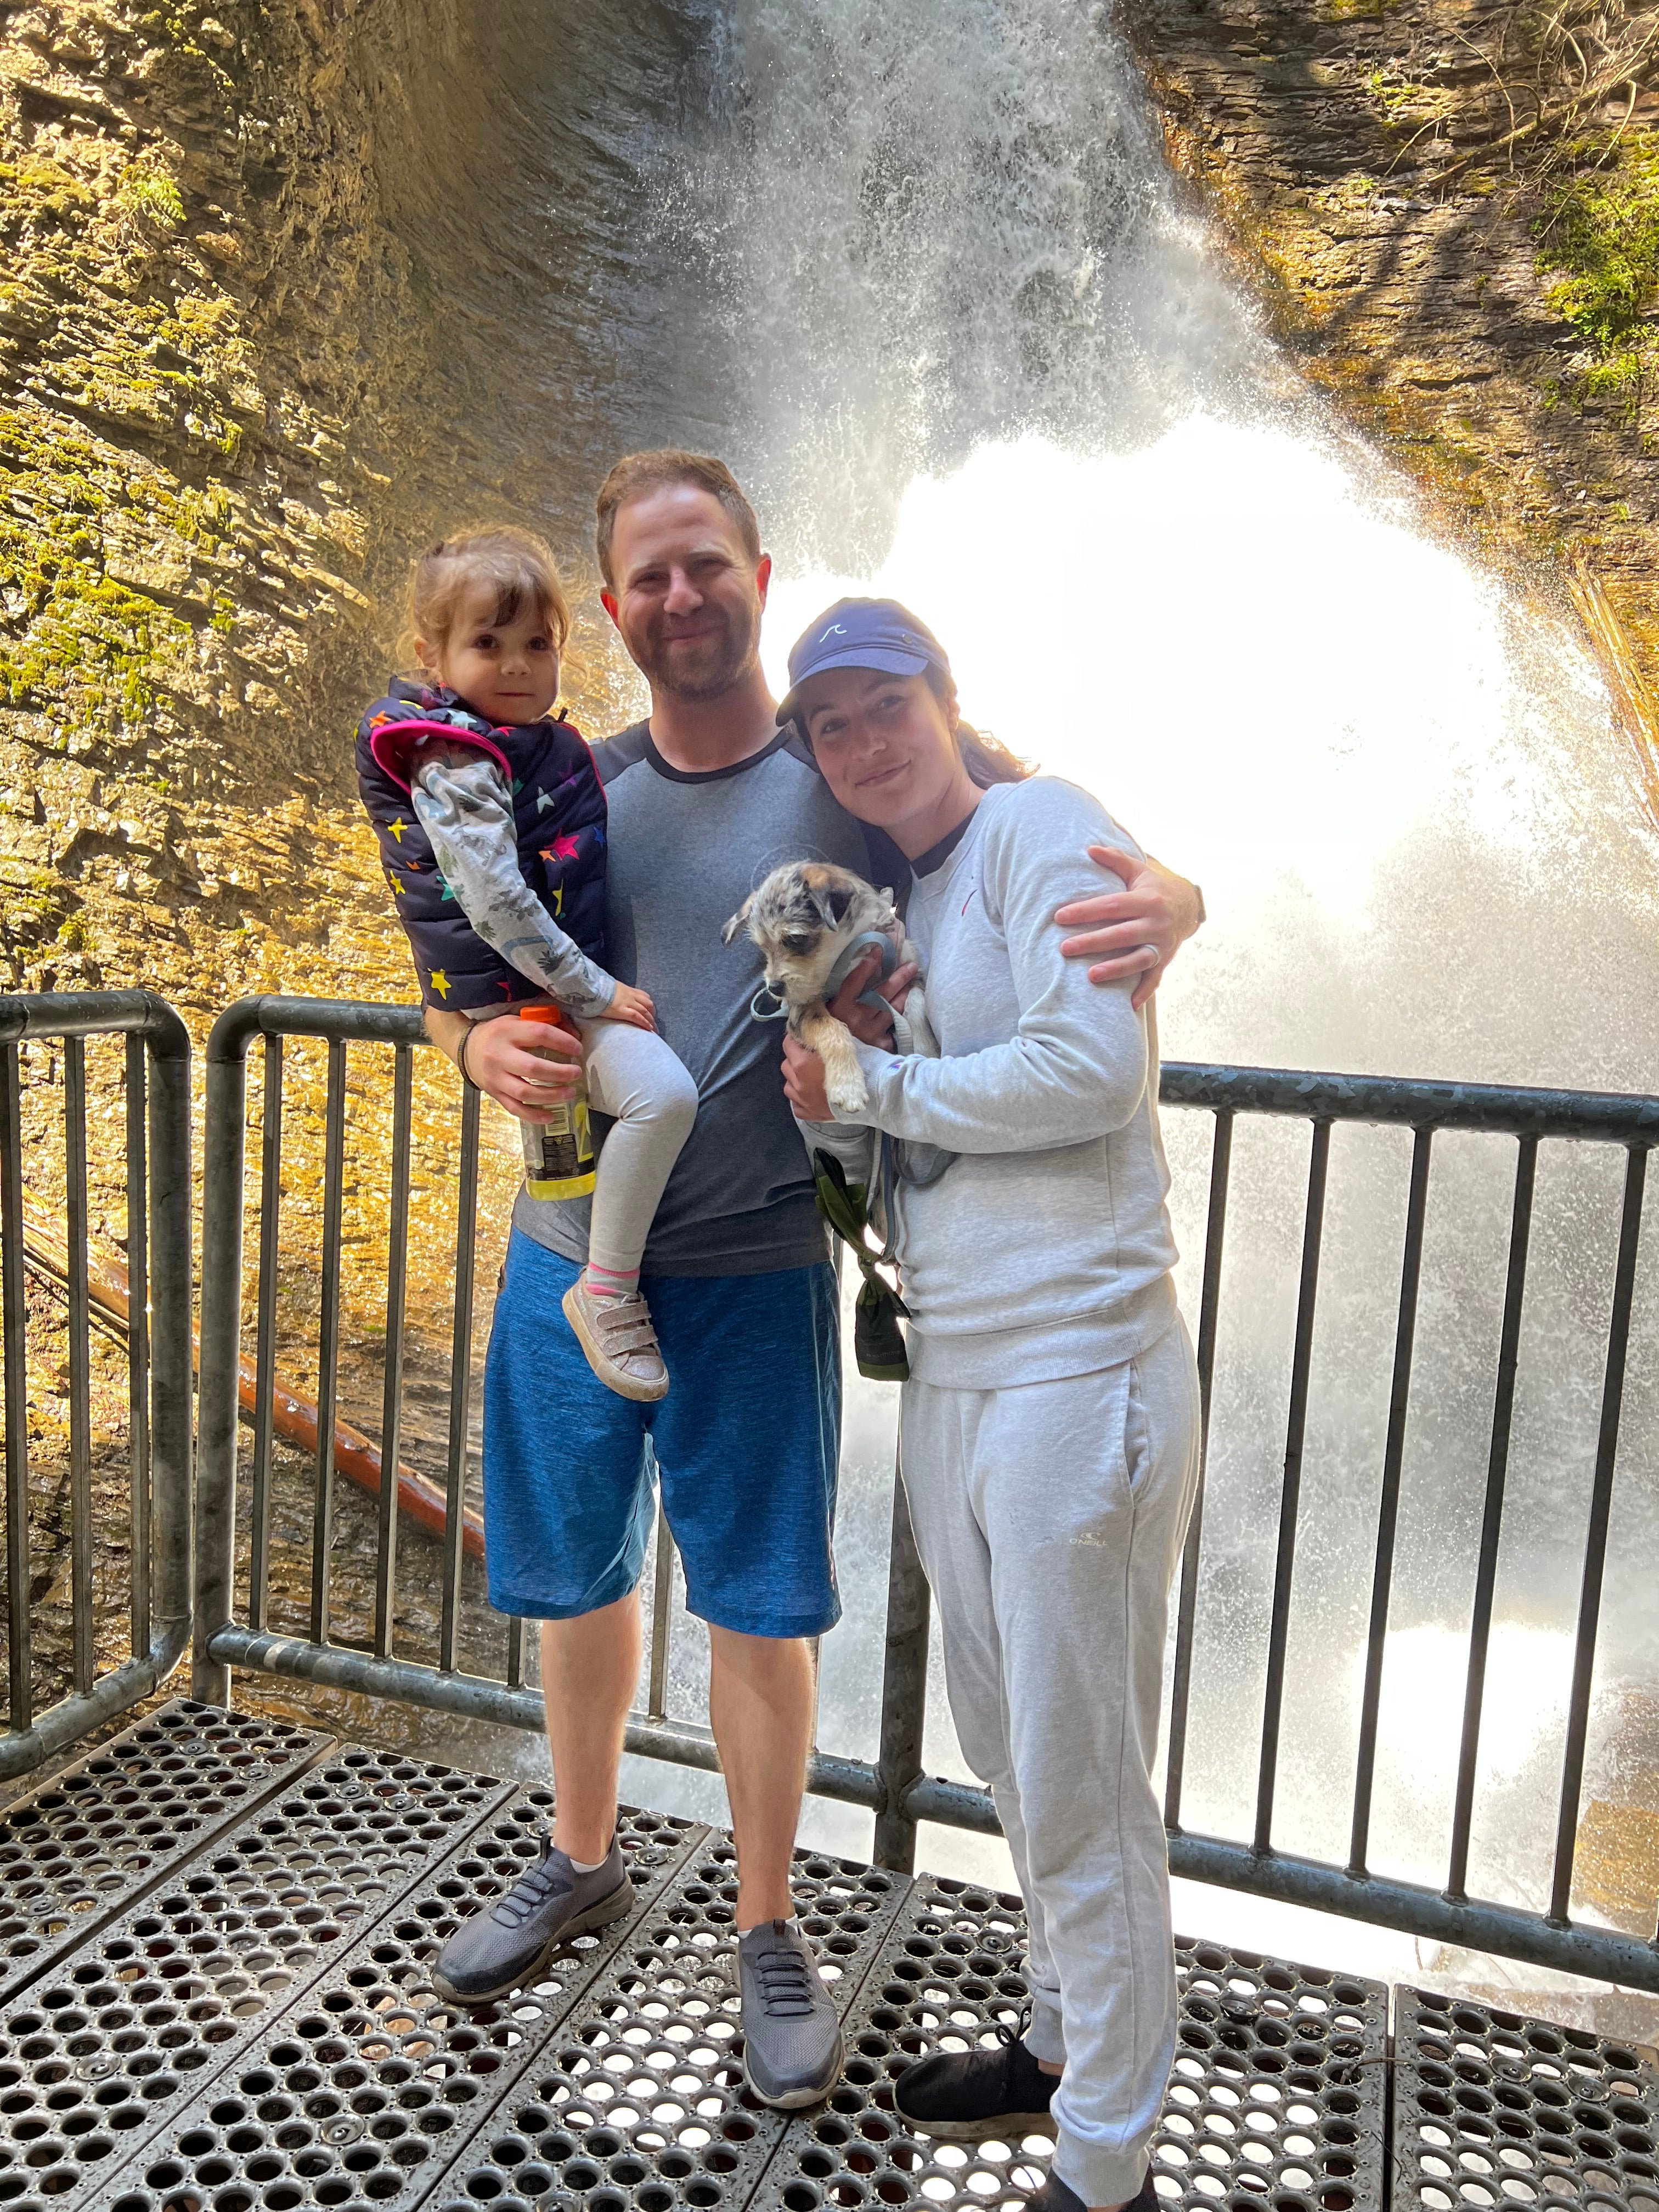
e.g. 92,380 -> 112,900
409,743 -> 616,1018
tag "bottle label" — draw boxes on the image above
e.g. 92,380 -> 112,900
525,1098 -> 596,1201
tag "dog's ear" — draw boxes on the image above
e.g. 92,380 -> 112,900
811,884 -> 854,931
721,894 -> 754,946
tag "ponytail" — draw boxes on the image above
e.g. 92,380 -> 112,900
922,668 -> 1033,785
956,720 -> 1032,787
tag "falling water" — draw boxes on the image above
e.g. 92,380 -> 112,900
605,0 -> 1659,2010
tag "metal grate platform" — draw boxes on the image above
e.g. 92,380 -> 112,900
0,1701 -> 325,2005
432,1833 -> 910,2212
0,1711 -> 1647,2212
1395,1988 -> 1659,2212
0,1742 -> 511,2210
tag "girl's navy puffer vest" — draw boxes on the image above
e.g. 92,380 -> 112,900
355,676 -> 609,1012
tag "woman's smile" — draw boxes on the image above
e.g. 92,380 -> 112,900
795,664 -> 981,857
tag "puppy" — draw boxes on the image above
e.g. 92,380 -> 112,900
723,861 -> 933,1115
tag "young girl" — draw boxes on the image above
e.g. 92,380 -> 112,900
356,527 -> 698,1402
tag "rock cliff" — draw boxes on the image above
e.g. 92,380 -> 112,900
0,0 -> 663,1016
1123,0 -> 1659,736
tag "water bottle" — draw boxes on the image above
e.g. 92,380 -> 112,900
517,1005 -> 596,1200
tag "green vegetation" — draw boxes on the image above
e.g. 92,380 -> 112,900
1536,134 -> 1659,417
0,408 -> 193,726
117,166 -> 186,229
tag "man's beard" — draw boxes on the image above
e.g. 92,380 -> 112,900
633,604 -> 758,703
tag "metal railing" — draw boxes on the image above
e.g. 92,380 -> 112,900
191,994 -> 882,1809
0,990 -> 194,1777
1154,1065 -> 1658,1993
175,996 -> 1658,1995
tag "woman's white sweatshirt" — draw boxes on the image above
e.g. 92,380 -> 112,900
808,776 -> 1179,1389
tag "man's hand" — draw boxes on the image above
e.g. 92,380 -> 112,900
425,1006 -> 583,1124
1055,849 -> 1204,1012
826,949 -> 920,1048
781,1033 -> 833,1122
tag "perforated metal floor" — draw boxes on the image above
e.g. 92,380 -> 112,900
0,1710 -> 1650,2212
0,1701 -> 324,2005
1395,1988 -> 1659,2212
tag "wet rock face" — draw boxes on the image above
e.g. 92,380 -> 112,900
0,0 -> 394,1006
1122,0 -> 1659,686
0,0 -> 669,1018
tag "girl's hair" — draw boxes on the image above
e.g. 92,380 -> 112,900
924,668 -> 1034,786
404,526 -> 572,669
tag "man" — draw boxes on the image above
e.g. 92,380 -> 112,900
422,451 -> 1203,2107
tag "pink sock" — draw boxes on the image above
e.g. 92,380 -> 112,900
584,1262 -> 639,1300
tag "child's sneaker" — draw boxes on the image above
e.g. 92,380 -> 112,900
562,1276 -> 669,1401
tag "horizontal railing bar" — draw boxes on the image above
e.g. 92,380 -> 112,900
209,996 -> 427,1056
1167,1831 -> 1659,1995
1162,1062 -> 1659,1144
0,990 -> 190,1051
201,1002 -> 1659,1144
901,1778 -> 1659,1989
0,1619 -> 189,1782
206,1623 -> 882,1808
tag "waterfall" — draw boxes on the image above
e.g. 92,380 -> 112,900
628,0 -> 1659,1984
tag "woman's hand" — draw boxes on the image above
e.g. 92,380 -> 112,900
428,1008 -> 583,1124
1054,850 -> 1204,1011
599,982 -> 658,1031
782,1033 -> 834,1122
826,949 -> 921,1046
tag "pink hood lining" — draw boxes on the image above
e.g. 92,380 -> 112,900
369,718 -> 514,796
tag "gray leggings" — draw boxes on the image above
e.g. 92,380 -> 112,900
575,1018 -> 699,1277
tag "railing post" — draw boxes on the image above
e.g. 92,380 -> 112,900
873,1455 -> 930,1872
194,1000 -> 261,1702
144,998 -> 195,1677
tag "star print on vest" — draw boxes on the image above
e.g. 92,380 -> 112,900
354,674 -> 608,1013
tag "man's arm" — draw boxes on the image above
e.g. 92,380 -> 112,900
1056,849 -> 1204,1011
828,845 -> 1201,1056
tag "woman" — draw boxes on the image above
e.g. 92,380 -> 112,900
778,599 -> 1198,2212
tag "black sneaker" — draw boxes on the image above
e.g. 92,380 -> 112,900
1026,2167 -> 1159,2212
895,2015 -> 1057,2140
432,1833 -> 633,2006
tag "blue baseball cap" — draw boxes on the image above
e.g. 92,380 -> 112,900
776,597 -> 953,728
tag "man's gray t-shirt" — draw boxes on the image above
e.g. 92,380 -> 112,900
514,721 -> 882,1278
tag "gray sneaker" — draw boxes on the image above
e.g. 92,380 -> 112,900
432,1833 -> 633,2006
737,1918 -> 844,2108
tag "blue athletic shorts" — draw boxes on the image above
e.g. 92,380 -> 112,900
481,1231 -> 842,1637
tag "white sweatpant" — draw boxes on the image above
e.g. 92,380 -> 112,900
575,1020 -> 698,1278
900,1318 -> 1201,2208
